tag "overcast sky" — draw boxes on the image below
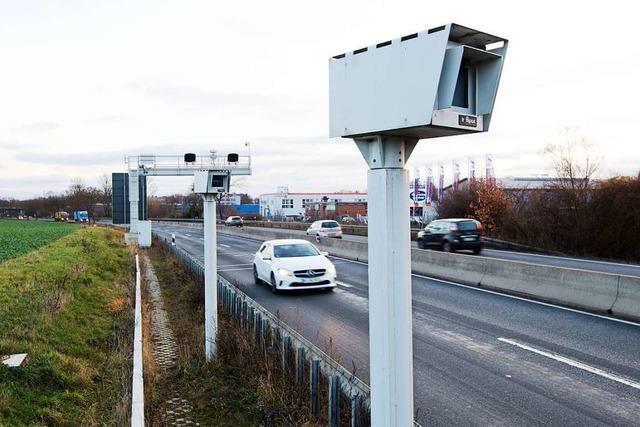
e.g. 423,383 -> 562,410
1,1 -> 639,199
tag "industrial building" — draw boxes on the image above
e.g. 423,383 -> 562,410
259,189 -> 367,220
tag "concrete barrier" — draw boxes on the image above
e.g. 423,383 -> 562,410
217,226 -> 640,322
611,276 -> 640,320
480,258 -> 620,313
411,250 -> 486,286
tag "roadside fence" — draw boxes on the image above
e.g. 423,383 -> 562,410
154,233 -> 374,426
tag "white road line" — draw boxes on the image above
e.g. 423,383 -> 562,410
219,243 -> 231,248
199,234 -> 640,327
336,281 -> 353,288
484,249 -> 640,270
217,267 -> 253,272
327,254 -> 640,328
218,263 -> 252,268
497,337 -> 640,390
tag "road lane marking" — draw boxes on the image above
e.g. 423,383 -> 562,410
218,263 -> 252,268
484,249 -> 640,271
497,337 -> 640,390
219,243 -> 231,248
336,281 -> 353,288
419,274 -> 640,327
326,254 -> 640,327
217,267 -> 253,272
194,233 -> 640,328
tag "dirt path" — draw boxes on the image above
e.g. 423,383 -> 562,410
142,253 -> 199,427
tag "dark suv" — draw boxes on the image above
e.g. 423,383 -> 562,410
417,218 -> 482,254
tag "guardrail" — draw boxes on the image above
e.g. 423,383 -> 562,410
154,233 -> 385,427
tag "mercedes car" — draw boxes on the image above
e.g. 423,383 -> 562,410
252,239 -> 337,293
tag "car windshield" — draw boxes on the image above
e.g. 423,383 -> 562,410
322,222 -> 339,228
273,244 -> 320,258
458,221 -> 477,231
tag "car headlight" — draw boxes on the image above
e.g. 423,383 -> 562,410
417,231 -> 425,238
326,265 -> 336,275
277,268 -> 293,277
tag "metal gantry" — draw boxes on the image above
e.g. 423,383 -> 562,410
125,152 -> 251,247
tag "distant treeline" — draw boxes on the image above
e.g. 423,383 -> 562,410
1,176 -> 112,219
437,173 -> 640,261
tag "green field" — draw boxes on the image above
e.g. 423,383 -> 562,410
0,226 -> 133,425
0,220 -> 77,261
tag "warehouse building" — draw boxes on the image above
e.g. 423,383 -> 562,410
259,188 -> 367,220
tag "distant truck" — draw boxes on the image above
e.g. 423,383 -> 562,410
73,211 -> 89,223
54,211 -> 70,222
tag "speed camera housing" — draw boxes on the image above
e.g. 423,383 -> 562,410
329,23 -> 508,139
193,170 -> 230,194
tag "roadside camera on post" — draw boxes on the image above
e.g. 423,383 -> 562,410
329,23 -> 507,140
328,23 -> 507,427
193,170 -> 230,194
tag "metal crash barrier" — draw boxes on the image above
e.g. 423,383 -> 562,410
154,233 -> 376,427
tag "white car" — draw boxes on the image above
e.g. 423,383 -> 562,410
305,220 -> 343,238
224,216 -> 243,227
252,239 -> 337,293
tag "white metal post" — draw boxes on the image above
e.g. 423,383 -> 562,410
203,194 -> 218,359
128,169 -> 139,233
356,136 -> 416,426
131,253 -> 144,427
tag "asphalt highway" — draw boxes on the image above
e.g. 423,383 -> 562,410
153,223 -> 640,426
242,225 -> 640,277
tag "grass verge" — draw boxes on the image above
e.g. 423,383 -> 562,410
0,225 -> 134,425
146,240 -> 319,426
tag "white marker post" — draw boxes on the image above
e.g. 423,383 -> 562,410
203,194 -> 217,359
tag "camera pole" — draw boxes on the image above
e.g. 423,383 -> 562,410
203,193 -> 218,359
355,136 -> 417,426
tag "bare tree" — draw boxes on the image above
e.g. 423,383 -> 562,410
544,128 -> 602,190
538,129 -> 604,253
98,174 -> 112,217
229,177 -> 247,193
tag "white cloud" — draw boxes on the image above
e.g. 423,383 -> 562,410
0,1 -> 639,199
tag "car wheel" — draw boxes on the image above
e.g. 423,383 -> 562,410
253,265 -> 261,285
417,240 -> 425,249
442,241 -> 452,252
270,273 -> 279,294
473,247 -> 482,255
